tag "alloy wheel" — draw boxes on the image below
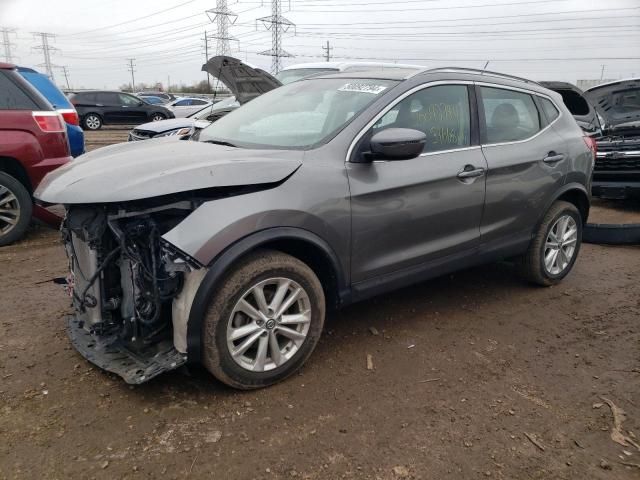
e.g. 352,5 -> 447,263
0,184 -> 20,235
85,115 -> 101,130
152,114 -> 165,122
544,214 -> 578,275
226,277 -> 312,372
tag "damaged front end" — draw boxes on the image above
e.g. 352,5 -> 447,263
62,201 -> 204,384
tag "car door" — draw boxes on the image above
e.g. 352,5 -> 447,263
118,93 -> 148,123
96,92 -> 121,123
476,84 -> 568,245
347,83 -> 487,283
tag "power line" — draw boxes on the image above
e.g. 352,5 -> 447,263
258,0 -> 295,73
32,32 -> 59,82
293,24 -> 640,37
291,7 -> 640,26
64,0 -> 197,37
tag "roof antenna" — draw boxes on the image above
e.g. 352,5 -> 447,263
482,61 -> 490,75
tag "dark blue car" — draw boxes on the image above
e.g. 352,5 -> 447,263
18,67 -> 85,157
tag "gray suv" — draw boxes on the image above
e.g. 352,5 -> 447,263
35,67 -> 595,389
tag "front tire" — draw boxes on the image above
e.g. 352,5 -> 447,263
151,113 -> 166,122
519,201 -> 582,286
0,172 -> 32,247
202,250 -> 325,390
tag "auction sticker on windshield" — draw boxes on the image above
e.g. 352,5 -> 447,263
338,83 -> 388,94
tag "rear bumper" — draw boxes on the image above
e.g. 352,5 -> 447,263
67,316 -> 187,384
592,180 -> 640,199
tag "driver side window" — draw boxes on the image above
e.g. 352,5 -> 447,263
372,84 -> 471,153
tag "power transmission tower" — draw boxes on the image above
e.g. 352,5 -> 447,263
322,40 -> 332,62
257,0 -> 295,74
32,32 -> 58,82
1,27 -> 17,63
206,1 -> 237,56
127,58 -> 136,92
59,66 -> 71,90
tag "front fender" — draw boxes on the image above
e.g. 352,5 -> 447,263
183,226 -> 347,362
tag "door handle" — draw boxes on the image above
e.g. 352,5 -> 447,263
543,152 -> 565,164
457,166 -> 485,179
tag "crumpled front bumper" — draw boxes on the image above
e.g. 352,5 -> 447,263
67,316 -> 187,384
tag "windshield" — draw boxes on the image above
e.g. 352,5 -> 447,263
275,68 -> 339,85
198,78 -> 396,149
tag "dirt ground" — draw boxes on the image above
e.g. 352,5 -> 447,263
1,131 -> 640,480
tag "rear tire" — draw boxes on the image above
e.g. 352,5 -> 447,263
202,250 -> 325,390
83,113 -> 102,130
519,201 -> 582,286
0,172 -> 32,247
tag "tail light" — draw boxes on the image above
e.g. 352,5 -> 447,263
58,108 -> 80,126
32,111 -> 66,133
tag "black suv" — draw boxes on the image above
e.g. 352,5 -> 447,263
69,91 -> 174,130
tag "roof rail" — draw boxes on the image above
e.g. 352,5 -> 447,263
422,67 -> 542,86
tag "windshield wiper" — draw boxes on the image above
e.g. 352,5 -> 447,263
203,139 -> 238,148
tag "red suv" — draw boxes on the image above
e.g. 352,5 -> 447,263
0,63 -> 72,245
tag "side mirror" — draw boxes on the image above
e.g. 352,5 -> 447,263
138,101 -> 145,106
369,128 -> 426,161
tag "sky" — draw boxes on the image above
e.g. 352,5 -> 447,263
1,0 -> 639,90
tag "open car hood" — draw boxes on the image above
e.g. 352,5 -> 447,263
202,56 -> 282,104
34,138 -> 302,204
585,78 -> 640,129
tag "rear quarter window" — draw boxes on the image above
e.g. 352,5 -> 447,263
539,97 -> 560,123
72,92 -> 97,103
0,71 -> 40,110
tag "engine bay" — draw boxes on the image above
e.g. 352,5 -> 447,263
61,202 -> 199,383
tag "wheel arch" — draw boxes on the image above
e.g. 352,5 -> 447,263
539,183 -> 590,229
0,156 -> 33,193
185,227 -> 348,363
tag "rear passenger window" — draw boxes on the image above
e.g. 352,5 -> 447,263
480,87 -> 541,143
373,84 -> 471,153
0,71 -> 39,110
97,93 -> 118,105
539,97 -> 560,123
